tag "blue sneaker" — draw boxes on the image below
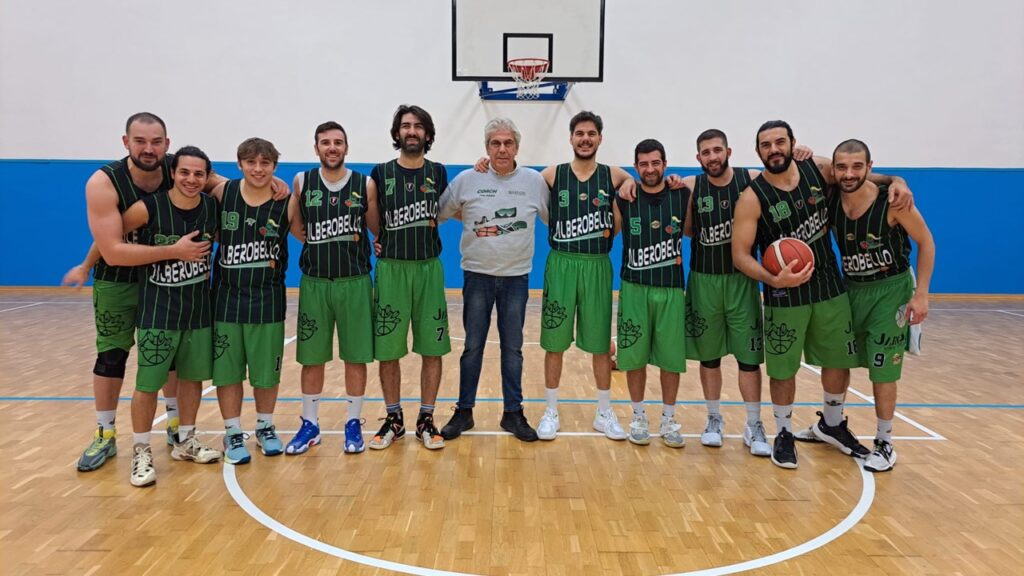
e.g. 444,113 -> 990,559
285,418 -> 321,455
344,418 -> 365,454
255,423 -> 284,456
223,426 -> 251,465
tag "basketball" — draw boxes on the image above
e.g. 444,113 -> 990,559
763,238 -> 814,276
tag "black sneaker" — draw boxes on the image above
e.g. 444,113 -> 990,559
500,410 -> 539,442
416,413 -> 445,450
811,411 -> 870,458
771,429 -> 798,469
368,410 -> 405,450
440,407 -> 474,440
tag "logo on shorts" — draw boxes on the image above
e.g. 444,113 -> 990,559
895,305 -> 909,329
764,322 -> 798,355
213,332 -> 230,360
138,331 -> 174,367
298,313 -> 318,341
542,297 -> 567,329
892,352 -> 903,365
95,310 -> 127,337
374,304 -> 401,336
685,306 -> 708,338
617,318 -> 642,348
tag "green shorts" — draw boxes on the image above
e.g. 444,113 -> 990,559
616,281 -> 686,373
685,272 -> 764,365
540,250 -> 613,354
848,272 -> 914,383
93,280 -> 138,353
373,258 -> 450,361
212,321 -> 284,388
135,327 -> 212,392
297,274 -> 375,365
763,293 -> 858,380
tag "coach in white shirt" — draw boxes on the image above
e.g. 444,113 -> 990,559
437,117 -> 549,442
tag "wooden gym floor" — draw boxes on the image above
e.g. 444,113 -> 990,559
1,288 -> 1021,576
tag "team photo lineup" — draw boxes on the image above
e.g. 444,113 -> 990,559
62,106 -> 936,489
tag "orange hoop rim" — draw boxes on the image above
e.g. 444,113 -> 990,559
507,58 -> 549,82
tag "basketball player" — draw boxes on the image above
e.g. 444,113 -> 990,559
211,138 -> 299,464
826,139 -> 934,472
731,120 -> 912,469
612,139 -> 688,447
437,117 -> 549,443
116,146 -> 222,487
368,105 -> 450,450
285,121 -> 379,456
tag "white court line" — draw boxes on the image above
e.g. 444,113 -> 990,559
999,310 -> 1024,318
224,443 -> 874,576
800,362 -> 946,440
0,302 -> 43,313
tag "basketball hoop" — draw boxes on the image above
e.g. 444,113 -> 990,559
507,58 -> 549,100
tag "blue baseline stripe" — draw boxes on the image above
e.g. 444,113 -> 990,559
1,396 -> 1021,409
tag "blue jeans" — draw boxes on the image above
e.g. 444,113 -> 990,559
458,271 -> 529,412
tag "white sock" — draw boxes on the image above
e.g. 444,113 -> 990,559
165,397 -> 179,420
96,410 -> 117,430
745,402 -> 761,427
631,402 -> 645,416
302,394 -> 321,423
347,395 -> 365,422
133,432 -> 151,445
256,413 -> 273,428
662,403 -> 676,419
773,404 -> 793,433
224,417 -> 241,430
597,389 -> 612,412
178,424 -> 195,443
876,418 -> 893,443
706,399 -> 721,416
545,388 -> 558,411
823,392 -> 845,427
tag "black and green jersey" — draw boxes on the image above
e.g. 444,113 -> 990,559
750,160 -> 845,307
828,185 -> 911,283
371,159 -> 447,261
92,156 -> 173,284
136,191 -> 218,330
549,163 -> 615,255
616,184 -> 688,288
299,168 -> 371,279
690,169 -> 754,275
213,180 -> 289,324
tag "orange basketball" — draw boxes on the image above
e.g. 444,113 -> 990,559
763,238 -> 814,276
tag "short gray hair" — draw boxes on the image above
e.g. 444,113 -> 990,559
484,117 -> 521,147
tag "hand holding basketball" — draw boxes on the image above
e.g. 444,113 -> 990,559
763,238 -> 814,288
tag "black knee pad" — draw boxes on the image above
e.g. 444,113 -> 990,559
738,361 -> 761,372
700,358 -> 722,369
94,348 -> 129,379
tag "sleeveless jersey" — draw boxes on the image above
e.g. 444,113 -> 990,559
371,159 -> 447,261
299,168 -> 371,278
617,185 -> 688,288
136,191 -> 218,330
689,169 -> 754,274
213,180 -> 289,324
750,160 -> 845,307
92,156 -> 174,283
548,163 -> 615,255
828,184 -> 911,282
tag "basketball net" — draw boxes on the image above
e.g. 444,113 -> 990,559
507,58 -> 549,100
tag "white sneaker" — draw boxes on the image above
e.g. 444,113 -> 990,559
627,413 -> 650,445
172,431 -> 223,464
130,444 -> 156,487
793,423 -> 821,443
863,439 -> 897,473
537,408 -> 560,440
700,414 -> 725,447
659,416 -> 686,448
593,409 -> 627,440
743,421 -> 772,457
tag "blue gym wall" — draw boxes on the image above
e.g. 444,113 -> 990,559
1,159 -> 1020,294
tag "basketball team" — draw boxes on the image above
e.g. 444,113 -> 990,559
63,107 -> 935,488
